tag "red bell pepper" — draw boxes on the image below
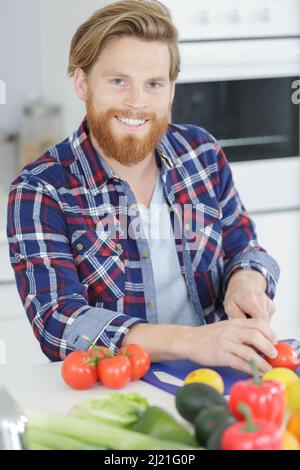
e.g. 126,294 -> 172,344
221,403 -> 282,450
229,360 -> 285,427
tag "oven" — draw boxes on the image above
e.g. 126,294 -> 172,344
163,0 -> 300,213
173,76 -> 299,164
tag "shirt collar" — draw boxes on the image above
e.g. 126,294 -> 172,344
71,117 -> 181,194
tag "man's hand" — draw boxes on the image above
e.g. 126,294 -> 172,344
184,318 -> 278,375
224,270 -> 276,323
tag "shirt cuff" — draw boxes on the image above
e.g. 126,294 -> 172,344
223,250 -> 280,300
63,307 -> 147,354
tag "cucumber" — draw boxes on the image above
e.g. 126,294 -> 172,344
175,383 -> 227,423
132,406 -> 198,447
206,422 -> 231,450
194,405 -> 236,447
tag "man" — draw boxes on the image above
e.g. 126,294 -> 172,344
7,0 -> 280,374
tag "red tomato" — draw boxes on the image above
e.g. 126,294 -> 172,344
119,344 -> 151,381
61,351 -> 97,390
88,346 -> 113,361
97,355 -> 132,389
266,342 -> 300,371
86,347 -> 114,382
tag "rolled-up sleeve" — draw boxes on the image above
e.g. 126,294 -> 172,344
214,146 -> 280,300
7,176 -> 146,361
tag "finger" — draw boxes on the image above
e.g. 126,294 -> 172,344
229,343 -> 272,374
239,328 -> 278,360
239,295 -> 270,322
233,317 -> 277,345
222,352 -> 262,375
267,299 -> 276,321
252,295 -> 276,323
224,302 -> 248,320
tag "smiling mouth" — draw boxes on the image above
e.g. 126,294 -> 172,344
115,116 -> 149,128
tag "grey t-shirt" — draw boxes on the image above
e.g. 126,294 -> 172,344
137,174 -> 201,327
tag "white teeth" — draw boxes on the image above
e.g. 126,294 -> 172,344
117,117 -> 146,126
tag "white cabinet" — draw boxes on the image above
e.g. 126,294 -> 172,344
0,317 -> 48,366
0,189 -> 15,283
0,285 -> 48,366
252,210 -> 300,334
0,284 -> 24,320
0,237 -> 15,283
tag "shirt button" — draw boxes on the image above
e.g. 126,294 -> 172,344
184,223 -> 191,231
76,243 -> 84,251
116,243 -> 122,251
141,251 -> 149,259
147,301 -> 155,309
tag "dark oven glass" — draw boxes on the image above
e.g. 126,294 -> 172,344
172,77 -> 300,163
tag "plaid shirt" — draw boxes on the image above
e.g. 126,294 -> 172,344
7,118 -> 280,361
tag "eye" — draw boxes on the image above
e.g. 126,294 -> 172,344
111,78 -> 125,86
148,82 -> 161,89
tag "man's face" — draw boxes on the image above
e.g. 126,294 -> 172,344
83,36 -> 175,166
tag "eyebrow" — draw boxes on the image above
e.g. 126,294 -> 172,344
103,71 -> 168,82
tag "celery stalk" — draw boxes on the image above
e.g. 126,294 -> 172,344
25,427 -> 107,450
69,392 -> 148,428
27,442 -> 55,451
26,408 -> 199,450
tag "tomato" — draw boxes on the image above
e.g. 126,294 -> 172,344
88,346 -> 113,361
265,342 -> 300,371
61,351 -> 97,390
86,347 -> 114,382
97,355 -> 132,389
183,368 -> 224,394
119,344 -> 151,381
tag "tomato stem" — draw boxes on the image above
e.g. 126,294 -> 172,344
81,336 -> 114,365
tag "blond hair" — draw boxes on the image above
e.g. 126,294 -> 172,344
68,0 -> 180,81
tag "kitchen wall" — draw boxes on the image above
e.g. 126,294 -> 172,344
0,0 -> 110,293
0,0 -> 42,134
39,0 -> 113,136
0,0 -> 113,135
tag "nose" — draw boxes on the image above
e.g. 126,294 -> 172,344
123,84 -> 147,111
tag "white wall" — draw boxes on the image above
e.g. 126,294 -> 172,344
0,0 -> 42,133
39,0 -> 112,136
0,0 -> 113,136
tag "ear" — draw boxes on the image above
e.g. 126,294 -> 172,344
74,68 -> 89,102
168,82 -> 176,113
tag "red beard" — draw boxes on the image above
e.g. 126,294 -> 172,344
86,95 -> 169,167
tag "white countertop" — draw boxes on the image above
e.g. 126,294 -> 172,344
1,328 -> 299,421
0,362 -> 188,428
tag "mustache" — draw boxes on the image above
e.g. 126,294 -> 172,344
104,108 -> 157,121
